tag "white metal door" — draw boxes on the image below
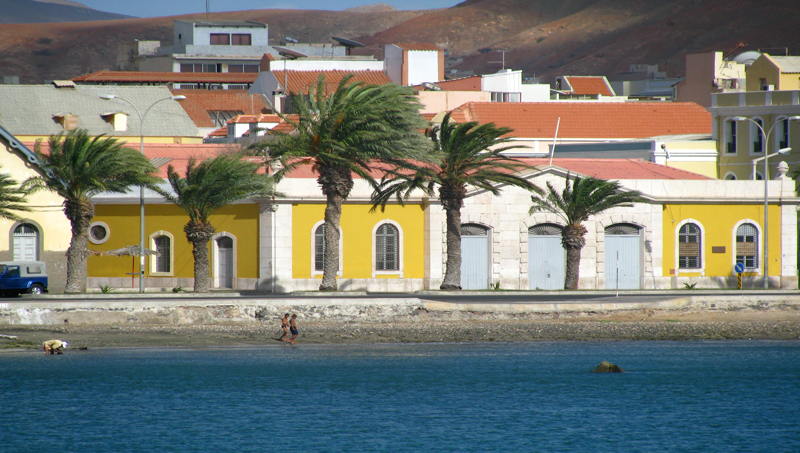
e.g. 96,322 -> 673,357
461,224 -> 489,290
605,234 -> 641,290
529,235 -> 565,290
217,236 -> 233,288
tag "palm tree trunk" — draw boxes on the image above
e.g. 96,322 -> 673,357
318,166 -> 353,292
320,192 -> 343,291
63,199 -> 94,293
562,224 -> 587,290
440,197 -> 463,290
185,221 -> 215,293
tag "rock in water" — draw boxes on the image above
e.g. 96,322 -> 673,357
593,361 -> 624,373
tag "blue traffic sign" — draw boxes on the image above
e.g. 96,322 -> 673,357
734,262 -> 745,274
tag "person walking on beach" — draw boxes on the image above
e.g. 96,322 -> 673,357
288,314 -> 299,345
279,313 -> 290,342
42,339 -> 68,355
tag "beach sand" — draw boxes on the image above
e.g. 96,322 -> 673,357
2,307 -> 799,350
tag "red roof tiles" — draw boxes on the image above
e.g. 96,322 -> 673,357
523,158 -> 711,180
561,76 -> 615,96
272,70 -> 392,95
447,102 -> 711,139
170,89 -> 268,128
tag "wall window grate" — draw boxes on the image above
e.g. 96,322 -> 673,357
314,224 -> 326,271
375,224 -> 399,271
678,223 -> 701,269
529,223 -> 562,236
154,236 -> 171,273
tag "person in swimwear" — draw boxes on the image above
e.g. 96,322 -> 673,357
279,313 -> 290,342
288,314 -> 299,345
42,339 -> 68,355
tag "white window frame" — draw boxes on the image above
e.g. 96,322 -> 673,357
88,221 -> 110,245
749,116 -> 765,156
311,221 -> 343,278
732,219 -> 762,274
148,230 -> 174,277
724,118 -> 737,155
675,219 -> 705,273
211,231 -> 237,289
774,116 -> 790,150
371,220 -> 404,278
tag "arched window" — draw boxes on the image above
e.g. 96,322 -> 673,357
149,230 -> 174,276
750,118 -> 764,154
13,223 -> 39,261
736,223 -> 759,269
678,223 -> 701,269
154,235 -> 171,273
375,223 -> 399,271
314,224 -> 326,272
724,119 -> 737,154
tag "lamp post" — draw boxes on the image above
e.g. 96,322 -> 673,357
733,115 -> 800,288
100,94 -> 186,293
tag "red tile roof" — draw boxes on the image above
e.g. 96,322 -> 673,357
447,102 -> 711,139
523,158 -> 711,180
562,76 -> 615,96
73,71 -> 259,84
272,70 -> 392,95
170,89 -> 268,128
392,43 -> 443,52
227,114 -> 283,124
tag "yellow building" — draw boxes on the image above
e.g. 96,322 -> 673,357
709,90 -> 800,181
745,54 -> 800,92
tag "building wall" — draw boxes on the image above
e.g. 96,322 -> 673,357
406,51 -> 441,86
0,139 -> 71,292
384,45 -> 403,86
87,203 -> 260,289
290,203 -> 425,281
416,91 -> 489,114
746,55 -> 782,91
661,204 -> 782,285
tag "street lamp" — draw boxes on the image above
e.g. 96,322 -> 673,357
100,94 -> 186,293
733,115 -> 800,288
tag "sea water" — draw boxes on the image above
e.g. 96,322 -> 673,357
1,341 -> 798,452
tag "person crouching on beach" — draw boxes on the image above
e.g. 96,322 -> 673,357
43,339 -> 68,355
288,314 -> 299,345
279,313 -> 290,342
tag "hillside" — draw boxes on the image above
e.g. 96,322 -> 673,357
0,0 -> 131,24
0,0 -> 798,84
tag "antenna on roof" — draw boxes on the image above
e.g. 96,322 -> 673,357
284,36 -> 299,44
273,46 -> 307,60
421,82 -> 442,91
488,49 -> 509,70
206,0 -> 210,19
332,37 -> 365,56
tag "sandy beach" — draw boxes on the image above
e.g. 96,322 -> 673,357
2,307 -> 799,350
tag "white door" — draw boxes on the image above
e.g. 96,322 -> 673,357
529,224 -> 565,290
604,224 -> 641,290
217,236 -> 234,288
461,224 -> 489,290
13,224 -> 38,261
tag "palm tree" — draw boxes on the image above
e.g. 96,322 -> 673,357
0,169 -> 30,220
252,74 -> 429,291
155,154 -> 274,293
24,129 -> 160,293
529,174 -> 645,290
372,112 -> 539,290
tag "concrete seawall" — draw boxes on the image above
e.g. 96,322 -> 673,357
1,292 -> 799,326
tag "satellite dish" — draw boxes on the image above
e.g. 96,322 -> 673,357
421,82 -> 442,91
331,37 -> 365,48
731,50 -> 762,66
273,46 -> 308,59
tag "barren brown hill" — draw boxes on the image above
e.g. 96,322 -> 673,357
0,0 -> 798,85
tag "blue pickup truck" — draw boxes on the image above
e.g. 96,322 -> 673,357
0,261 -> 48,296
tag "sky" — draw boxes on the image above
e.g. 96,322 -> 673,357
76,0 -> 463,18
